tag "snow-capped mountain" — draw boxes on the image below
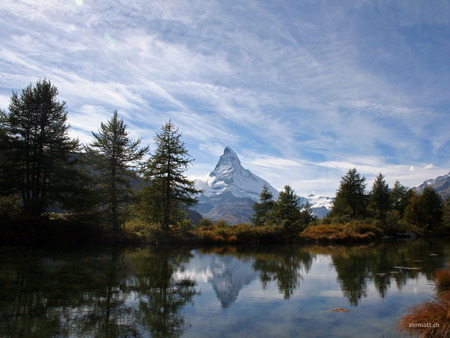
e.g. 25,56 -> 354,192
195,147 -> 333,224
414,171 -> 450,200
196,147 -> 278,201
300,194 -> 334,219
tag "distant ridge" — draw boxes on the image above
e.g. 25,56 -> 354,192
414,171 -> 450,200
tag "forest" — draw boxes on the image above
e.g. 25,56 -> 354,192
1,80 -> 448,245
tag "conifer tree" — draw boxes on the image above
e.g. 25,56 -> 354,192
369,173 -> 391,221
87,111 -> 148,231
270,185 -> 303,234
331,168 -> 367,219
405,187 -> 443,230
2,80 -> 79,216
251,185 -> 275,226
391,181 -> 409,217
141,120 -> 201,229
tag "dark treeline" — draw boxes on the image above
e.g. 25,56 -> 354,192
0,79 -> 201,244
252,167 -> 448,239
0,79 -> 448,245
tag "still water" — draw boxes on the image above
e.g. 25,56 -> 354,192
0,239 -> 448,337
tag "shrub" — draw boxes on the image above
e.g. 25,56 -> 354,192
215,219 -> 229,228
178,218 -> 194,231
435,268 -> 450,289
198,218 -> 214,228
397,292 -> 450,337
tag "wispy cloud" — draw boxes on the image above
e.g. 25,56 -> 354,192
0,0 -> 448,196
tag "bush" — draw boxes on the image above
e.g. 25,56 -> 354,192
178,218 -> 194,231
301,223 -> 383,242
435,268 -> 450,290
397,292 -> 450,337
198,218 -> 214,228
215,219 -> 229,228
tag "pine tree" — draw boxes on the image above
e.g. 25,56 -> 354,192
2,80 -> 79,216
369,173 -> 391,221
405,187 -> 444,230
270,185 -> 303,234
87,111 -> 148,231
251,185 -> 275,226
299,202 -> 315,227
331,168 -> 367,219
391,181 -> 409,217
142,120 -> 201,229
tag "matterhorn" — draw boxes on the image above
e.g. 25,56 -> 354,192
195,147 -> 278,224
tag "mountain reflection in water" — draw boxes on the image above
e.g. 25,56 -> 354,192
0,239 -> 448,337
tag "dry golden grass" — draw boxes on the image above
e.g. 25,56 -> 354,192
397,292 -> 450,337
435,268 -> 450,289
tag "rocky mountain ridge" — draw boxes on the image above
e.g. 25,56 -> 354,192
196,147 -> 333,224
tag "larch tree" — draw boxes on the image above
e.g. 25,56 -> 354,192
331,168 -> 367,219
1,80 -> 79,216
141,120 -> 201,230
87,111 -> 148,232
251,185 -> 275,226
369,173 -> 391,221
270,185 -> 303,234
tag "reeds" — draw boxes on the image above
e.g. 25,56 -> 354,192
435,268 -> 450,289
397,292 -> 450,337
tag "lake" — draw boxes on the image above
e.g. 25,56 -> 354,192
0,239 -> 448,337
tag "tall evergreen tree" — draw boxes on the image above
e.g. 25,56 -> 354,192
369,173 -> 391,221
141,120 -> 201,229
1,80 -> 79,216
251,185 -> 275,226
391,181 -> 409,217
270,185 -> 303,234
87,111 -> 148,231
405,187 -> 444,230
331,168 -> 367,219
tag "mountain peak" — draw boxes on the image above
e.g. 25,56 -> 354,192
210,147 -> 242,177
198,147 -> 278,202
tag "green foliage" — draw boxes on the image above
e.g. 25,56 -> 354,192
299,202 -> 316,227
391,181 -> 409,218
331,168 -> 367,219
369,173 -> 391,221
178,218 -> 194,231
87,111 -> 148,231
301,222 -> 383,242
215,219 -> 229,228
0,194 -> 20,218
444,198 -> 450,228
270,185 -> 304,234
405,187 -> 444,230
140,120 -> 201,229
2,79 -> 79,216
251,185 -> 274,226
198,218 -> 214,228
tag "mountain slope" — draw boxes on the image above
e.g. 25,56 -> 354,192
196,147 -> 278,224
414,172 -> 450,200
197,147 -> 279,201
195,147 -> 333,224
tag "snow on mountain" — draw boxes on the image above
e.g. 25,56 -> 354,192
195,147 -> 333,223
414,171 -> 450,200
196,147 -> 278,202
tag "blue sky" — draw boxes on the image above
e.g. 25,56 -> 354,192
1,0 -> 449,196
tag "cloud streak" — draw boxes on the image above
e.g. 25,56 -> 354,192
0,0 -> 448,196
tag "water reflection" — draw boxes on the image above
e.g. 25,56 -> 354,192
0,247 -> 198,337
0,239 -> 448,337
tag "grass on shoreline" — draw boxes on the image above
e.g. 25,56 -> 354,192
397,267 -> 450,337
2,214 -> 444,247
123,219 -> 386,244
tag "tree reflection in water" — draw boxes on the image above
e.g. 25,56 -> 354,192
0,246 -> 198,337
0,239 -> 447,336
